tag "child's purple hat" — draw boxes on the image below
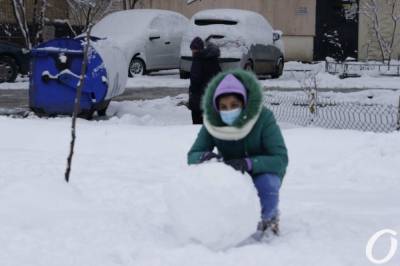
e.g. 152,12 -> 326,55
213,74 -> 247,111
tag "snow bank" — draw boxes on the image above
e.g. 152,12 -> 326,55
107,95 -> 191,125
263,70 -> 400,90
125,70 -> 189,89
165,163 -> 259,249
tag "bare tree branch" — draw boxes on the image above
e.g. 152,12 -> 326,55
11,0 -> 32,49
388,0 -> 400,65
122,0 -> 144,9
67,0 -> 114,33
34,0 -> 48,45
360,0 -> 400,64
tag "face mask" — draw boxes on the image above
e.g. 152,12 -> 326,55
220,108 -> 242,126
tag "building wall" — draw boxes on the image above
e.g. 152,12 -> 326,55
272,0 -> 315,61
0,0 -> 68,23
283,36 -> 314,61
0,0 -> 69,44
358,0 -> 400,61
0,0 -> 316,60
142,0 -> 316,61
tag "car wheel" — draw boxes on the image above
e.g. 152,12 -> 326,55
271,57 -> 284,79
180,70 -> 190,79
244,60 -> 254,73
97,100 -> 111,117
128,58 -> 146,77
0,56 -> 18,83
79,109 -> 95,120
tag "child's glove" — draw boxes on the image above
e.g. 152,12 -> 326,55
224,158 -> 252,174
200,152 -> 221,163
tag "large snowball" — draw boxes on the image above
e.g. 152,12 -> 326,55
164,163 -> 260,250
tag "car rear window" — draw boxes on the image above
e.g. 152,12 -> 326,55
194,19 -> 238,26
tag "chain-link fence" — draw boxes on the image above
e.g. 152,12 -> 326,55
326,60 -> 400,77
264,92 -> 400,133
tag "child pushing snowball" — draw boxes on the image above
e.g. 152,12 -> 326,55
188,69 -> 288,240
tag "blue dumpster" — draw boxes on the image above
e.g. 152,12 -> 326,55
29,37 -> 128,118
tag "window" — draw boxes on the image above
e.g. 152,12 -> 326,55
194,19 -> 238,26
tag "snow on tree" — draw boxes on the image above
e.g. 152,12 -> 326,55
32,0 -> 48,45
67,0 -> 115,33
11,0 -> 50,48
11,0 -> 32,49
360,0 -> 400,65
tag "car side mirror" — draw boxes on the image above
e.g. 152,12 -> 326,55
149,30 -> 161,41
273,31 -> 282,42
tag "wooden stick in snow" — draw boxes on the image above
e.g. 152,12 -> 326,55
65,25 -> 92,183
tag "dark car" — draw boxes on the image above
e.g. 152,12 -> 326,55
0,41 -> 30,83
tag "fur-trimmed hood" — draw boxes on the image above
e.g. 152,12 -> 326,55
202,69 -> 263,140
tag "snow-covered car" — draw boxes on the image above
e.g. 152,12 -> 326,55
180,9 -> 284,79
91,9 -> 188,77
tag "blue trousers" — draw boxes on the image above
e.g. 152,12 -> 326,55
252,173 -> 281,221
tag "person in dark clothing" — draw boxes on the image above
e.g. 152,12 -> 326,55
189,37 -> 222,124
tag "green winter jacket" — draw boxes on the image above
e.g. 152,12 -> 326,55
187,69 -> 288,180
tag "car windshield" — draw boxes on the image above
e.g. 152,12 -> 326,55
194,19 -> 238,26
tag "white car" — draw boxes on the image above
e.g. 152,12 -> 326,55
92,9 -> 188,77
180,9 -> 284,79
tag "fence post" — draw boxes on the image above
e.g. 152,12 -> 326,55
397,96 -> 400,131
309,88 -> 317,124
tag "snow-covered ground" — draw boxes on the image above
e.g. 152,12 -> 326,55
1,97 -> 399,266
125,70 -> 188,90
1,61 -> 399,91
265,61 -> 400,90
127,65 -> 400,90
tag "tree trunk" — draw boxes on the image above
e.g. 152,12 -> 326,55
34,0 -> 47,45
84,7 -> 92,32
388,0 -> 399,67
11,0 -> 32,49
32,0 -> 38,45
